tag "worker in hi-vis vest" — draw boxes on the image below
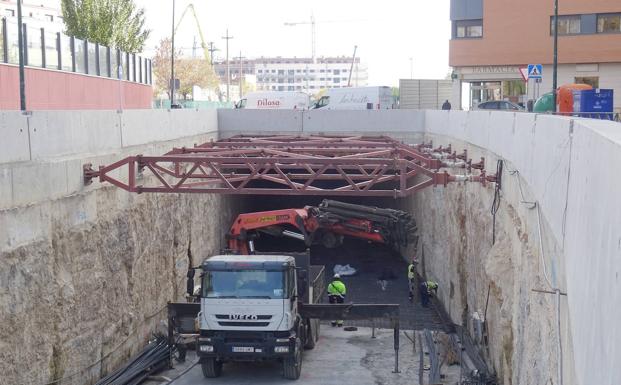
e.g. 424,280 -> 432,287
407,259 -> 417,300
327,274 -> 347,327
419,280 -> 438,307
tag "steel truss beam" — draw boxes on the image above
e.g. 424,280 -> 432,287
83,135 -> 497,197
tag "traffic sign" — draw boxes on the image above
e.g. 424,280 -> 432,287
519,68 -> 529,82
527,64 -> 543,79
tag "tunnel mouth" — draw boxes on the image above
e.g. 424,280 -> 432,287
227,194 -> 448,331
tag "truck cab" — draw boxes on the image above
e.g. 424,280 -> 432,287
195,254 -> 323,380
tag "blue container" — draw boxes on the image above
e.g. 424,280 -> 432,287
572,89 -> 614,119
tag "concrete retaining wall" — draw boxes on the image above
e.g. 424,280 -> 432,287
424,110 -> 621,385
0,109 -> 234,385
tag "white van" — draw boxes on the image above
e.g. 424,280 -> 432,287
314,86 -> 394,110
236,91 -> 310,110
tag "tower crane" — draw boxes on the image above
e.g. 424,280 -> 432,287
284,16 -> 362,63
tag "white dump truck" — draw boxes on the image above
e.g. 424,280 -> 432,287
314,86 -> 394,110
183,253 -> 324,380
236,91 -> 311,110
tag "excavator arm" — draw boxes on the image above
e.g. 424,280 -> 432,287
226,200 -> 417,254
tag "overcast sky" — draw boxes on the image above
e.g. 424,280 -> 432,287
135,0 -> 451,86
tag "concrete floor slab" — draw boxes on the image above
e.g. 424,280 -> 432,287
146,326 -> 461,385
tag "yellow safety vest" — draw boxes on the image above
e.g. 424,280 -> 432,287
328,280 -> 346,296
407,264 -> 416,279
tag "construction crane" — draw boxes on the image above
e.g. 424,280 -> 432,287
284,16 -> 362,62
173,4 -> 222,98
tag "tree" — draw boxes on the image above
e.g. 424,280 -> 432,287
151,38 -> 180,100
176,58 -> 219,100
152,38 -> 221,101
61,0 -> 150,53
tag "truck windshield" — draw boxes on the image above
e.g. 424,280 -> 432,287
202,270 -> 287,299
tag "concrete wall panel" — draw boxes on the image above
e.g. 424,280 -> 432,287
0,111 -> 31,163
563,120 -> 621,385
218,109 -> 303,138
28,111 -> 122,160
303,109 -> 425,135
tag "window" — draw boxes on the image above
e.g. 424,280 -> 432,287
333,78 -> 340,83
455,20 -> 483,38
288,69 -> 295,75
575,76 -> 599,88
320,69 -> 325,73
333,69 -> 340,75
309,69 -> 315,73
5,9 -> 15,16
278,69 -> 284,75
288,86 -> 294,91
258,69 -> 262,73
597,14 -> 621,33
45,14 -> 53,22
278,86 -> 284,91
550,15 -> 581,35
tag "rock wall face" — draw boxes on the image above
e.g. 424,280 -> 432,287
0,187 -> 238,385
400,137 -> 572,385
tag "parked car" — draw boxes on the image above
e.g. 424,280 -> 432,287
476,100 -> 523,111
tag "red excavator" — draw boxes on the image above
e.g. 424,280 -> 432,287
226,199 -> 417,254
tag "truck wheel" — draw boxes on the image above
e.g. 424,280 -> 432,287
201,358 -> 222,378
283,338 -> 302,380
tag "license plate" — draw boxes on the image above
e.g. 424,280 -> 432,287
232,346 -> 254,353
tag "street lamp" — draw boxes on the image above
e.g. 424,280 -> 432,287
552,0 -> 558,113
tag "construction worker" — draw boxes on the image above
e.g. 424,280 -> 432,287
419,280 -> 438,307
327,273 -> 347,327
407,259 -> 417,300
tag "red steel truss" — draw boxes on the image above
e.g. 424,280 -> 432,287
83,135 -> 497,197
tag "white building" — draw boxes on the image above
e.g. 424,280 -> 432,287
255,57 -> 368,93
1,0 -> 64,31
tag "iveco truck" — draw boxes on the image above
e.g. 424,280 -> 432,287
192,253 -> 324,380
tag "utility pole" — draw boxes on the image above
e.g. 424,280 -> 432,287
221,29 -> 234,102
170,0 -> 176,107
552,0 -> 559,113
207,42 -> 218,65
17,0 -> 26,111
239,52 -> 245,99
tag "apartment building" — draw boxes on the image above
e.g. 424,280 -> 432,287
449,0 -> 621,111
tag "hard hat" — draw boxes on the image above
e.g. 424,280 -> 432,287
333,273 -> 341,279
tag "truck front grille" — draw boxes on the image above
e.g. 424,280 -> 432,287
218,321 -> 270,327
215,315 -> 272,320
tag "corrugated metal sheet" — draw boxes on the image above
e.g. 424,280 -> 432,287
399,79 -> 453,109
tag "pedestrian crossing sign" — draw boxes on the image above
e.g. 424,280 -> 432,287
527,64 -> 543,79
